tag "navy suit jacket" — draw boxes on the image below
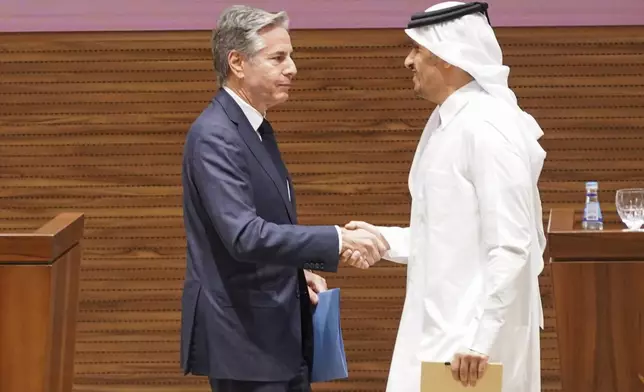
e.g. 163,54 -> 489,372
180,89 -> 340,382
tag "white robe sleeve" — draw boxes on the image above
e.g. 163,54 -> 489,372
375,226 -> 410,264
467,122 -> 533,356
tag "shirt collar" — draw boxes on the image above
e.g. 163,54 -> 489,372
437,80 -> 482,128
223,86 -> 265,131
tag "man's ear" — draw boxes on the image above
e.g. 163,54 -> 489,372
228,50 -> 245,79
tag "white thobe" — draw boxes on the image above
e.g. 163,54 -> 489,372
379,81 -> 546,392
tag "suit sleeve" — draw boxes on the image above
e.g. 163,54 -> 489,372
190,124 -> 340,272
468,122 -> 533,356
375,226 -> 410,264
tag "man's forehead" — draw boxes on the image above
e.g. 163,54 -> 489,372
407,37 -> 419,47
261,42 -> 293,55
257,27 -> 293,52
407,38 -> 434,56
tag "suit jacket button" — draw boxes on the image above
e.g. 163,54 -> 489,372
296,291 -> 300,298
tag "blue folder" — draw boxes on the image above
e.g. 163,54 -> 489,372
310,288 -> 349,382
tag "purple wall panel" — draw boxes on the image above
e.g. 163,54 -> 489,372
1,0 -> 643,32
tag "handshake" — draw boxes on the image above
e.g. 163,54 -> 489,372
340,221 -> 389,269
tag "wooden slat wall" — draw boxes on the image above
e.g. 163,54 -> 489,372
1,26 -> 643,392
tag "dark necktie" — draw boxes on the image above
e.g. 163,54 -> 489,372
258,119 -> 289,182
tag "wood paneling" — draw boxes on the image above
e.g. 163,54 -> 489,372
1,26 -> 643,391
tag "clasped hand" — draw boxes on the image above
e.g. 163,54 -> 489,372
339,221 -> 389,269
450,349 -> 489,387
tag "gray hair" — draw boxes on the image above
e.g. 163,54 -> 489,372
211,5 -> 290,86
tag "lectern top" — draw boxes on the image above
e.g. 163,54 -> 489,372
0,213 -> 85,264
547,208 -> 644,261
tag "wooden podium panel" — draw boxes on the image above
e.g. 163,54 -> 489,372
0,213 -> 84,392
547,208 -> 644,392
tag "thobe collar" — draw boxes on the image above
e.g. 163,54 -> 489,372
436,80 -> 483,130
223,86 -> 265,134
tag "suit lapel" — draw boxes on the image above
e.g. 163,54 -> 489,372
215,90 -> 296,222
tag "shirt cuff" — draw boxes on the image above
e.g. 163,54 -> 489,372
335,225 -> 342,254
469,317 -> 502,356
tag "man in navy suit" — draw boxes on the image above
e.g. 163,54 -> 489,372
180,5 -> 388,392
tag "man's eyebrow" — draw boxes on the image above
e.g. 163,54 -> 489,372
268,49 -> 292,56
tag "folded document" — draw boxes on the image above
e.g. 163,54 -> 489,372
421,361 -> 503,392
311,288 -> 349,382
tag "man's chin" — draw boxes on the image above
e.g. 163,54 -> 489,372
274,92 -> 289,104
265,94 -> 289,111
413,86 -> 425,99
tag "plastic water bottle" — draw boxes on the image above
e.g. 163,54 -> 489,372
582,181 -> 603,230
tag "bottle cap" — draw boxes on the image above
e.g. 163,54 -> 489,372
585,181 -> 598,188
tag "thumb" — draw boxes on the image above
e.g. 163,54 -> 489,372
344,220 -> 363,230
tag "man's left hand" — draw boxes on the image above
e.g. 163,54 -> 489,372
450,349 -> 489,387
304,270 -> 327,305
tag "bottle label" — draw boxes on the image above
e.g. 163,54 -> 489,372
584,202 -> 602,221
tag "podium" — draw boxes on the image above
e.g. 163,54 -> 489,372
0,213 -> 84,392
547,208 -> 644,392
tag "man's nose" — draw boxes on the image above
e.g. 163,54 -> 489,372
284,56 -> 297,77
404,52 -> 414,70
